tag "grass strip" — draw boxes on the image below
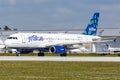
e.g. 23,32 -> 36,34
0,61 -> 120,80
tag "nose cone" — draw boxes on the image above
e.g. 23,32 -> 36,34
4,39 -> 20,48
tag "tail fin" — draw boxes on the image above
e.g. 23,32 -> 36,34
83,12 -> 99,36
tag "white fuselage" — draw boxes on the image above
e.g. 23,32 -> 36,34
4,33 -> 101,49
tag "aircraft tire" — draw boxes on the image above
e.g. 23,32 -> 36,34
38,52 -> 44,56
16,53 -> 20,56
60,53 -> 67,56
118,54 -> 120,56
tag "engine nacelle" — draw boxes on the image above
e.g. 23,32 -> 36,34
50,45 -> 66,54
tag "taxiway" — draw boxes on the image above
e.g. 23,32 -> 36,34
0,56 -> 120,62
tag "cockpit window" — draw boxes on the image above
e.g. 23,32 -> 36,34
7,37 -> 18,39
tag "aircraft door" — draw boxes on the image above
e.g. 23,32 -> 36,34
20,34 -> 26,43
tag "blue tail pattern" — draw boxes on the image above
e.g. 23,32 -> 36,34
83,12 -> 99,36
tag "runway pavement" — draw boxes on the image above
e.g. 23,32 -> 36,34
0,56 -> 120,62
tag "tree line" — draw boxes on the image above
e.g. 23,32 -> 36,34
0,25 -> 17,31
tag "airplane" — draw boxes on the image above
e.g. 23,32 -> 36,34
4,12 -> 100,56
106,44 -> 120,53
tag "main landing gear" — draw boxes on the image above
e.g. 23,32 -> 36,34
38,51 -> 45,56
38,52 -> 67,56
60,53 -> 67,56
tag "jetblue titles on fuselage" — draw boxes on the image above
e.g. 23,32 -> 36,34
28,35 -> 44,42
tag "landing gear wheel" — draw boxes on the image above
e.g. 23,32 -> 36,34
118,54 -> 120,56
60,53 -> 67,56
38,52 -> 44,56
15,50 -> 20,56
16,52 -> 20,56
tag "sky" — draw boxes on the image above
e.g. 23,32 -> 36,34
0,0 -> 120,30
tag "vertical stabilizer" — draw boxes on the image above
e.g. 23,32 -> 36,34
83,12 -> 99,36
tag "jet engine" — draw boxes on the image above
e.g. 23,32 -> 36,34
49,45 -> 66,54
